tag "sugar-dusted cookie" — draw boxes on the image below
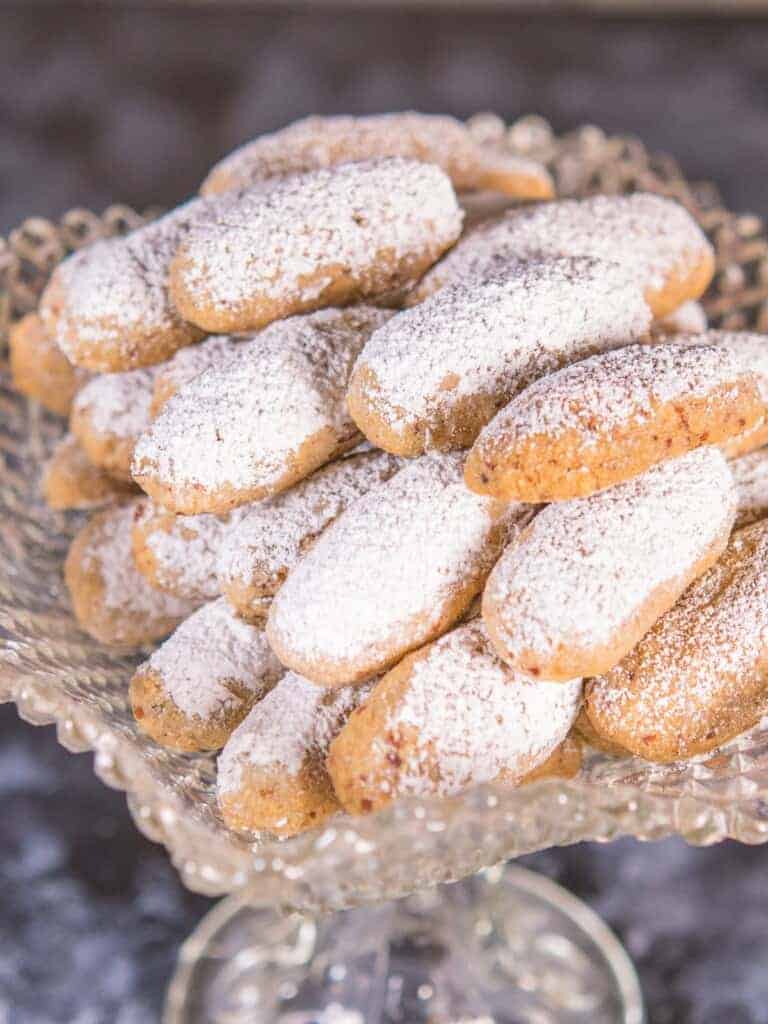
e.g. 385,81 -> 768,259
217,672 -> 374,837
38,197 -> 229,372
170,159 -> 463,335
200,112 -> 553,200
573,709 -> 629,758
409,193 -> 714,317
65,504 -> 197,647
150,333 -> 248,416
465,343 -> 764,503
327,618 -> 582,815
348,258 -> 651,456
585,519 -> 768,763
650,300 -> 707,339
218,448 -> 402,621
70,364 -> 160,481
521,733 -> 583,784
267,451 -> 533,687
733,447 -> 768,529
482,449 -> 736,681
130,598 -> 283,752
42,434 -> 138,511
9,313 -> 90,416
132,499 -> 254,603
133,307 -> 389,515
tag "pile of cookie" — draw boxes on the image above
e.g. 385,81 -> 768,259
11,112 -> 768,840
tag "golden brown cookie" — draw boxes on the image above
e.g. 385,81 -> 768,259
170,159 -> 463,335
732,447 -> 768,529
347,257 -> 651,456
200,112 -> 553,200
482,449 -> 736,681
42,434 -> 138,511
267,452 -> 533,687
573,710 -> 629,758
218,448 -> 402,620
327,618 -> 582,815
133,307 -> 389,515
217,672 -> 373,837
584,519 -> 768,763
149,333 -> 245,416
9,313 -> 89,416
64,504 -> 197,647
520,733 -> 583,784
465,343 -> 764,503
130,598 -> 283,752
409,193 -> 714,318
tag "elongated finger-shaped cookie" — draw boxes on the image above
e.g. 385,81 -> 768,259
9,313 -> 90,416
65,504 -> 197,647
43,434 -> 138,511
130,598 -> 283,752
348,258 -> 652,456
201,112 -> 553,200
132,499 -> 255,603
585,519 -> 768,763
483,448 -> 736,681
733,447 -> 768,529
170,159 -> 463,335
327,618 -> 582,815
150,333 -> 246,416
267,451 -> 533,687
217,672 -> 374,837
218,448 -> 402,620
409,193 -> 714,317
70,364 -> 160,481
133,307 -> 389,515
38,198 -> 231,372
465,343 -> 765,502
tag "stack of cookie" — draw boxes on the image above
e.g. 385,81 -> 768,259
14,112 -> 768,840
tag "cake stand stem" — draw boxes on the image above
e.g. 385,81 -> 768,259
164,864 -> 644,1024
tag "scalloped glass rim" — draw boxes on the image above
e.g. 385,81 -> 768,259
3,118 -> 768,913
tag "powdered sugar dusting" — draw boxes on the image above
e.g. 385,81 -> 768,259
73,364 -> 162,440
152,332 -> 253,408
673,330 -> 768,404
652,300 -> 708,337
145,597 -> 282,719
484,448 -> 736,665
733,447 -> 768,528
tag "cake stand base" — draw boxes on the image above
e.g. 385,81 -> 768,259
164,865 -> 644,1024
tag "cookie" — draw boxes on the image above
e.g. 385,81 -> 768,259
200,112 -> 553,200
218,448 -> 402,621
573,709 -> 629,758
732,447 -> 768,529
130,597 -> 283,752
482,448 -> 736,681
347,258 -> 652,456
650,300 -> 707,339
327,618 -> 582,815
42,434 -> 138,511
521,733 -> 583,784
64,504 -> 197,647
170,158 -> 463,335
217,672 -> 373,837
267,451 -> 533,687
465,343 -> 765,503
9,313 -> 90,416
132,499 -> 255,603
133,307 -> 389,515
584,519 -> 768,763
409,193 -> 714,317
38,197 -> 228,372
150,333 -> 245,416
70,364 -> 160,482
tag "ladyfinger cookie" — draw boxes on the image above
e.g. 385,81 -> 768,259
64,504 -> 197,647
200,112 -> 553,200
70,364 -> 160,482
132,307 -> 389,515
217,672 -> 374,837
9,313 -> 90,416
732,447 -> 768,529
347,257 -> 652,456
482,448 -> 736,681
465,343 -> 764,503
170,159 -> 463,335
130,598 -> 283,752
150,333 -> 245,416
327,618 -> 582,815
584,519 -> 768,763
409,193 -> 714,317
43,434 -> 138,511
218,448 -> 402,621
267,451 -> 533,687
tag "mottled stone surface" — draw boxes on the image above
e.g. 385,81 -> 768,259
1,6 -> 768,1023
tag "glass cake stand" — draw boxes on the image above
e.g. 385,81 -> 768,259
2,116 -> 768,1024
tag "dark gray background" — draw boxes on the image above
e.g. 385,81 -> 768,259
1,5 -> 768,1023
